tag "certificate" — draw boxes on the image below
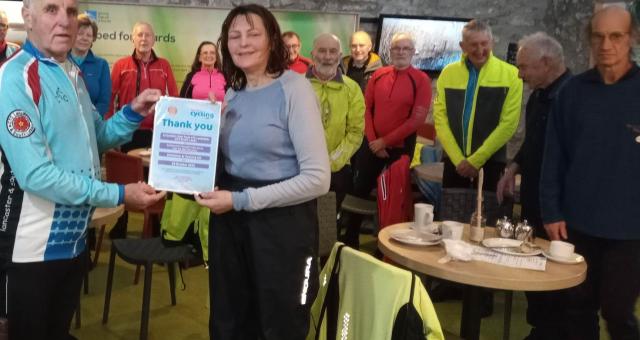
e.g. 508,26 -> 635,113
148,96 -> 221,194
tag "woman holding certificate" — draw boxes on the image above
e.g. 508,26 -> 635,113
194,4 -> 330,340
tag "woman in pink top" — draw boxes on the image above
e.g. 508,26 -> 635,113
180,41 -> 227,100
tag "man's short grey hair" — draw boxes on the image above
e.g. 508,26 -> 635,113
132,21 -> 155,36
391,32 -> 415,48
518,32 -> 565,65
462,19 -> 493,41
0,10 -> 7,21
313,33 -> 342,51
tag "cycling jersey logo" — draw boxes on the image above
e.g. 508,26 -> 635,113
7,110 -> 35,138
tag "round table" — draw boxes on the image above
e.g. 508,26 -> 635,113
413,162 -> 443,182
378,223 -> 587,340
127,148 -> 151,167
90,205 -> 125,267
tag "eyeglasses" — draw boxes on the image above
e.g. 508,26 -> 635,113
590,31 -> 630,45
390,46 -> 414,53
0,23 -> 8,30
285,44 -> 300,49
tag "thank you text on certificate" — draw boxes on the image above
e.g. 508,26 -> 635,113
148,96 -> 221,194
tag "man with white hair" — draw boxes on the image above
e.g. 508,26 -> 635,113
341,30 -> 383,92
307,33 -> 364,209
0,9 -> 19,63
344,32 -> 431,248
434,19 -> 522,195
0,0 -> 164,338
497,31 -> 571,340
541,6 -> 640,339
108,21 -> 178,152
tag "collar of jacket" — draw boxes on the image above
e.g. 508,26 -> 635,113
131,48 -> 158,64
583,63 -> 640,84
306,67 -> 345,88
23,40 -> 73,66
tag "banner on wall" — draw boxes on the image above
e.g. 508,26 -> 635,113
79,2 -> 358,87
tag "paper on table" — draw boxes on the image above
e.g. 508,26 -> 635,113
471,244 -> 547,271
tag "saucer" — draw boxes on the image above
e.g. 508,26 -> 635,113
411,222 -> 440,234
542,250 -> 585,264
390,229 -> 441,246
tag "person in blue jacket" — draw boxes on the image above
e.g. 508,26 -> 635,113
71,13 -> 111,117
0,0 -> 165,338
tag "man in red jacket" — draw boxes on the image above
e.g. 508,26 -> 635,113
342,32 -> 432,248
283,31 -> 312,74
108,21 -> 178,152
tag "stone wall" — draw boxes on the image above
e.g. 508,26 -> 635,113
96,0 -> 597,71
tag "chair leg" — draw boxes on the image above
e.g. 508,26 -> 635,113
134,265 -> 141,285
167,262 -> 177,306
83,272 -> 89,295
74,294 -> 81,329
503,290 -> 513,340
135,213 -> 154,285
102,243 -> 117,324
93,224 -> 106,267
140,263 -> 153,340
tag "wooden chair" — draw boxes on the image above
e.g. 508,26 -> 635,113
104,150 -> 166,283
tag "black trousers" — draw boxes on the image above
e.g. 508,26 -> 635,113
4,251 -> 86,340
209,177 -> 319,340
563,229 -> 640,340
330,166 -> 352,211
524,225 -> 568,340
442,157 -> 504,191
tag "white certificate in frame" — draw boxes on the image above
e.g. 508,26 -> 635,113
148,96 -> 221,194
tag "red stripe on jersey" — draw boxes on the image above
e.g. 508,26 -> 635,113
26,61 -> 41,106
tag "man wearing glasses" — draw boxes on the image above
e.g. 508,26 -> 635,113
0,10 -> 19,63
282,31 -> 312,74
540,6 -> 640,339
343,32 -> 431,248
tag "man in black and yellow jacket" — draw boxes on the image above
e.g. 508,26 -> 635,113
434,20 -> 522,191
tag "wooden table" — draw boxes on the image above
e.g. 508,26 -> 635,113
90,205 -> 125,267
378,223 -> 587,340
413,162 -> 443,182
127,148 -> 151,167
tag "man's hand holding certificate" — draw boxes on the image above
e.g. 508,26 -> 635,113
148,96 -> 221,194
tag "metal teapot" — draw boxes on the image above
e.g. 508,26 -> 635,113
515,220 -> 534,242
496,216 -> 514,239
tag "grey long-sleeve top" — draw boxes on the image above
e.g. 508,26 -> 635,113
221,70 -> 331,211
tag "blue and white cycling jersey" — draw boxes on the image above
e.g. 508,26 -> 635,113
0,40 -> 143,263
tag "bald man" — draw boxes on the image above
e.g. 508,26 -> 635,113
307,33 -> 364,209
0,0 -> 164,338
340,30 -> 383,92
0,10 -> 19,63
540,6 -> 640,339
344,33 -> 431,248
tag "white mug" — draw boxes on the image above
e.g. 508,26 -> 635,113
413,203 -> 435,233
441,221 -> 464,240
549,240 -> 575,259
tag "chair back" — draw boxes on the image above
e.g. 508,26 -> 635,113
317,192 -> 337,259
104,150 -> 144,185
417,123 -> 436,141
439,188 -> 513,226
